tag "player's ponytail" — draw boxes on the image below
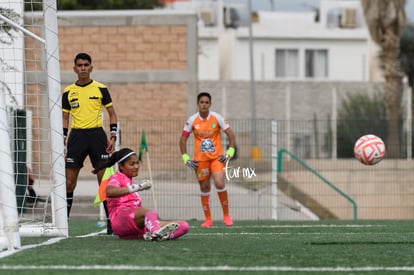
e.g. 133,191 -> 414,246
92,148 -> 137,174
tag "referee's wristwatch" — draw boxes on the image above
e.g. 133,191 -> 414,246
110,134 -> 117,141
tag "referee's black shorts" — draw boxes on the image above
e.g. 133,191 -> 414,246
65,127 -> 108,169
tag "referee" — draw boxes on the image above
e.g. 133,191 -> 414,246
62,53 -> 118,234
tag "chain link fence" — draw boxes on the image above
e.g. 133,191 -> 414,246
96,119 -> 413,221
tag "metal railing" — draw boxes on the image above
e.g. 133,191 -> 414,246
277,148 -> 358,220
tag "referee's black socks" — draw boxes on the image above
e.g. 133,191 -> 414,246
67,192 -> 74,217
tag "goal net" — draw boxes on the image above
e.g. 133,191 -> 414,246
0,0 -> 67,251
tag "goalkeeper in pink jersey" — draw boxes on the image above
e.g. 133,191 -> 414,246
180,92 -> 236,227
93,148 -> 189,241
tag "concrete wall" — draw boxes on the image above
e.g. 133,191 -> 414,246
26,10 -> 199,120
25,10 -> 198,174
279,159 -> 414,219
198,81 -> 404,121
57,10 -> 199,118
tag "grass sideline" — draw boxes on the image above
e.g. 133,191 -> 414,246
1,220 -> 414,274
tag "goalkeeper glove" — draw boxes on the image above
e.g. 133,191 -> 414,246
127,179 -> 152,193
182,153 -> 198,170
219,147 -> 235,163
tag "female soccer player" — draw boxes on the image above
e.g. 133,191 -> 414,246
93,148 -> 189,241
179,92 -> 236,227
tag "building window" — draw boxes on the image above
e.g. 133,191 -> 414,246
275,49 -> 299,77
305,49 -> 328,78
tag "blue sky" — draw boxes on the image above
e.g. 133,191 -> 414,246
222,0 -> 414,22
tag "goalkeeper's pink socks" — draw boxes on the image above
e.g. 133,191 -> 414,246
169,221 -> 190,240
144,210 -> 160,234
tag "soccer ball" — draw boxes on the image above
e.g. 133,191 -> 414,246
354,134 -> 386,165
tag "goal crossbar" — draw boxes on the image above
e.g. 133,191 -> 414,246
0,13 -> 45,44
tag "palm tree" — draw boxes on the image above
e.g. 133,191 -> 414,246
361,0 -> 407,157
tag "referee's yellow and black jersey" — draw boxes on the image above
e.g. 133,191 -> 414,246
62,80 -> 113,129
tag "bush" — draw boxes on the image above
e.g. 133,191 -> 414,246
336,91 -> 388,158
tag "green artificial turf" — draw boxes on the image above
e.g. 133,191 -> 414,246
1,220 -> 413,275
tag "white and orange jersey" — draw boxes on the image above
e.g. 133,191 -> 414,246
182,111 -> 230,161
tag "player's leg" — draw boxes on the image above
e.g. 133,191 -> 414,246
195,161 -> 213,227
133,207 -> 161,235
89,128 -> 113,234
199,189 -> 213,227
65,167 -> 80,217
196,161 -> 213,227
112,207 -> 147,240
211,159 -> 233,226
65,129 -> 88,218
134,208 -> 179,241
94,167 -> 113,234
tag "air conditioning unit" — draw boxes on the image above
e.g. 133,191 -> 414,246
341,7 -> 357,28
199,8 -> 215,26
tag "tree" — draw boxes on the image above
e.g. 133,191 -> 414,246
336,91 -> 389,158
361,0 -> 407,158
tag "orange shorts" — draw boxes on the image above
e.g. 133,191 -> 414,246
195,158 -> 225,182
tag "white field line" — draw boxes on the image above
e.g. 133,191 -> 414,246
0,229 -> 105,259
1,265 -> 414,272
229,224 -> 393,228
191,232 -> 414,236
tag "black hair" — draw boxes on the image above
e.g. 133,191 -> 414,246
197,92 -> 211,102
74,53 -> 92,64
92,148 -> 136,174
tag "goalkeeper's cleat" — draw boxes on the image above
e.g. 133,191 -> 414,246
223,216 -> 233,227
200,219 -> 213,228
143,232 -> 153,241
152,222 -> 179,242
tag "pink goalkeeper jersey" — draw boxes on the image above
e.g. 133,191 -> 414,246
106,171 -> 142,221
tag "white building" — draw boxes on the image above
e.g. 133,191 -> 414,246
167,0 -> 373,82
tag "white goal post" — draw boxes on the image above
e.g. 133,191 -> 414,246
0,0 -> 67,251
